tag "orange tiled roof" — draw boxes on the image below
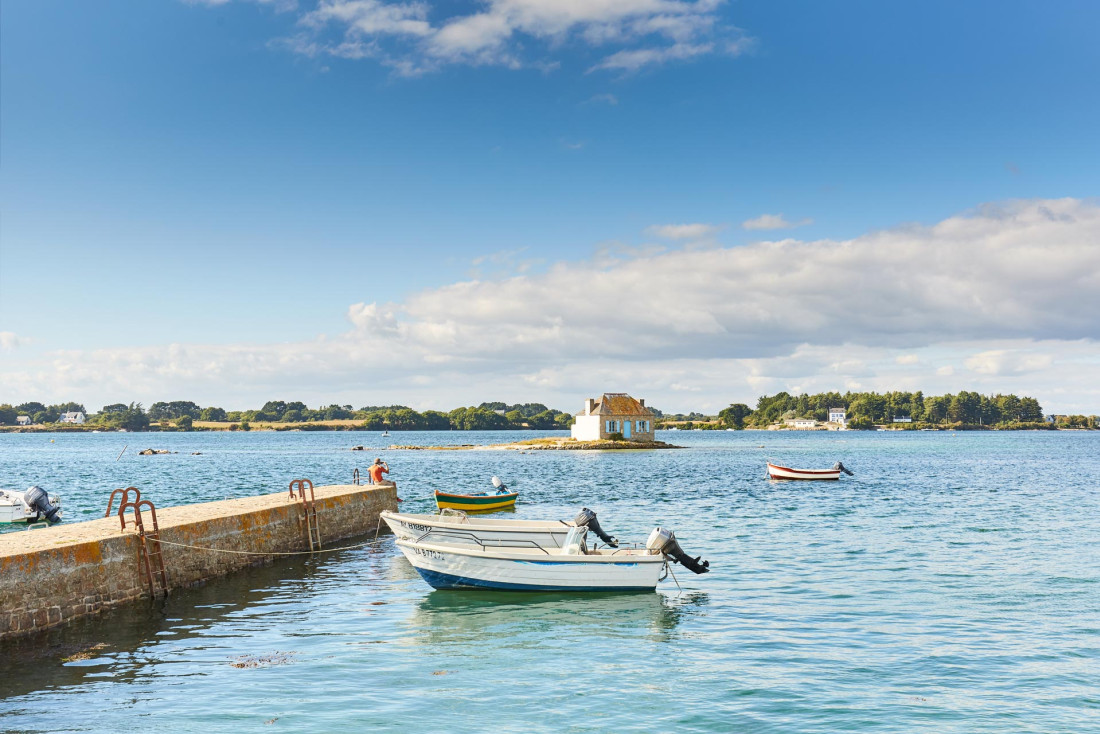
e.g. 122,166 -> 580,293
591,393 -> 653,417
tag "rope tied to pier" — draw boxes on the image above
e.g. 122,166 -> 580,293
145,536 -> 386,556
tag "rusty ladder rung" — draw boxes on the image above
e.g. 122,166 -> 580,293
289,479 -> 321,552
114,488 -> 169,598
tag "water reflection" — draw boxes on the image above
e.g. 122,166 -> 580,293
406,589 -> 710,645
0,554 -> 338,701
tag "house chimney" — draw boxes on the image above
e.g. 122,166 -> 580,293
585,398 -> 594,415
639,398 -> 645,407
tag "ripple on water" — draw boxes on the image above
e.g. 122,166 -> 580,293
0,430 -> 1098,732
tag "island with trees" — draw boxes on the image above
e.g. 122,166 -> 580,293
0,391 -> 1095,433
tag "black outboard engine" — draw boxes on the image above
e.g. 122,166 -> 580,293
646,527 -> 710,574
24,485 -> 62,524
833,461 -> 854,476
573,508 -> 618,548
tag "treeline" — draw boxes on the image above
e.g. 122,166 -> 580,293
0,402 -> 87,425
715,390 -> 1060,429
0,400 -> 575,432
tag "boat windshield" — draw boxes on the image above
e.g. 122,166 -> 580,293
559,526 -> 588,555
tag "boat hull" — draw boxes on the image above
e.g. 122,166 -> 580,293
396,539 -> 664,592
381,511 -> 572,548
434,490 -> 518,512
766,463 -> 841,480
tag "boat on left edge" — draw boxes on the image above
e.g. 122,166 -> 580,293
0,486 -> 63,524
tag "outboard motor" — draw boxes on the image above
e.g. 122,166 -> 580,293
24,485 -> 62,524
573,508 -> 618,548
646,527 -> 710,574
833,461 -> 854,476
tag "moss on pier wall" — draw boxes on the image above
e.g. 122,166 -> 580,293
0,483 -> 397,639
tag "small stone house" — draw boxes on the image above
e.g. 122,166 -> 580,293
59,412 -> 85,424
784,418 -> 818,429
571,393 -> 655,442
16,415 -> 31,426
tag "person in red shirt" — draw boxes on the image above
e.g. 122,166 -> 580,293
368,458 -> 389,484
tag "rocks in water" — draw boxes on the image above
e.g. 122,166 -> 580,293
191,452 -> 203,455
138,449 -> 174,455
351,445 -> 366,451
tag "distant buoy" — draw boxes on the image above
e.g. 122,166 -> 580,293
50,439 -> 55,443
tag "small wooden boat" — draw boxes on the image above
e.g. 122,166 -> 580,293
434,476 -> 520,513
396,526 -> 708,592
381,507 -> 618,549
434,489 -> 518,512
766,462 -> 853,481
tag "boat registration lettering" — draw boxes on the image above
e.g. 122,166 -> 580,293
404,522 -> 431,533
413,547 -> 446,560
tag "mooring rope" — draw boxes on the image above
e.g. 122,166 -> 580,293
145,536 -> 386,556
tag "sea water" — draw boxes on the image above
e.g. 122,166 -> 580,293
0,430 -> 1097,732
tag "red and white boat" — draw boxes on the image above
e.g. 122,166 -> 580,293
766,462 -> 853,481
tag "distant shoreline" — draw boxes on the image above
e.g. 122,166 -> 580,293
0,422 -> 1092,434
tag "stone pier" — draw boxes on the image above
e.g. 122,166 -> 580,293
0,482 -> 398,640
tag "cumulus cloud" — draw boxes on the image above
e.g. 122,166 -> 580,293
207,0 -> 752,74
645,222 -> 722,240
0,332 -> 27,350
742,213 -> 812,230
3,198 -> 1099,412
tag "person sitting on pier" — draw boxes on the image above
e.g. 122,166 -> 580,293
368,458 -> 389,484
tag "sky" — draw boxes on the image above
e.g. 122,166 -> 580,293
1,0 -> 1098,414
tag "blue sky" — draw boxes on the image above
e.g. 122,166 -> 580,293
2,0 -> 1098,413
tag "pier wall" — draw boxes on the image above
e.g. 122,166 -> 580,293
0,483 -> 397,640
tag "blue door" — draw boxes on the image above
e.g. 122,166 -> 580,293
623,420 -> 632,438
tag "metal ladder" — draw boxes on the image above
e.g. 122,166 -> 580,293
288,478 -> 321,552
109,487 -> 169,598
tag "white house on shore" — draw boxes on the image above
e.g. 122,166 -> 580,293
571,393 -> 655,442
784,418 -> 818,429
16,415 -> 31,426
59,412 -> 86,424
892,416 -> 913,423
828,408 -> 847,425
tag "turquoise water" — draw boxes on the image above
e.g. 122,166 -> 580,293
1,430 -> 1098,732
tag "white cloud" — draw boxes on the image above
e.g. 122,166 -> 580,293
742,213 -> 812,230
587,41 -> 712,72
3,198 -> 1099,413
585,93 -> 619,105
645,222 -> 721,240
0,332 -> 27,350
964,349 -> 1054,376
206,0 -> 752,74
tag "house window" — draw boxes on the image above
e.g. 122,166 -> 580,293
636,420 -> 649,433
605,420 -> 619,433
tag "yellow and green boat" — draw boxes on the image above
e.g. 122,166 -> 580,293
434,489 -> 518,513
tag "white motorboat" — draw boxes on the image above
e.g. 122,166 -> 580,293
381,507 -> 618,549
396,526 -> 709,592
0,486 -> 62,524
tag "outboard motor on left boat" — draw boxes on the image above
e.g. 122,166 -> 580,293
24,486 -> 62,523
573,508 -> 618,547
646,527 -> 710,574
0,486 -> 62,524
833,461 -> 854,476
